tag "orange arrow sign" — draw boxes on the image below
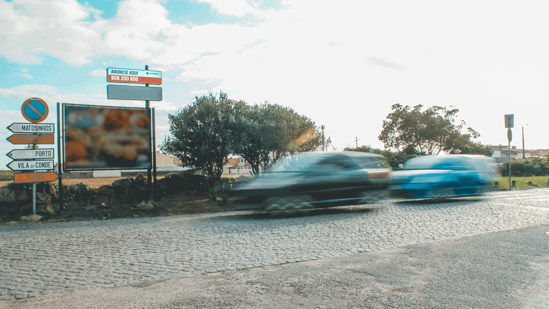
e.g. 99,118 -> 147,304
7,134 -> 54,144
14,172 -> 59,184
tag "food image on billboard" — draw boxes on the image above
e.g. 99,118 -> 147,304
63,104 -> 151,170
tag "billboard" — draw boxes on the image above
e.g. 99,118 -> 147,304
63,104 -> 151,171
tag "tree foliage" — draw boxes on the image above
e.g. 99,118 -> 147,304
161,92 -> 239,192
233,103 -> 322,175
379,104 -> 488,155
347,146 -> 416,170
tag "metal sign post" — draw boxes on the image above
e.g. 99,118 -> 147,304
57,102 -> 63,212
7,98 -> 58,215
505,114 -> 514,190
106,65 -> 162,201
145,65 -> 152,200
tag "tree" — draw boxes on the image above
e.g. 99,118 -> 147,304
233,103 -> 323,175
379,104 -> 485,155
447,140 -> 494,156
161,91 -> 239,198
347,146 -> 416,170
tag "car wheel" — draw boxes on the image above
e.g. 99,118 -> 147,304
265,195 -> 314,216
428,187 -> 454,202
357,190 -> 385,205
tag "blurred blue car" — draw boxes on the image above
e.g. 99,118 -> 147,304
391,155 -> 498,200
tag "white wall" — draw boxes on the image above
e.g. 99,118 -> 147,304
92,170 -> 121,178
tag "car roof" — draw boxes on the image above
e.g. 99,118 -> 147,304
439,154 -> 490,159
295,151 -> 383,158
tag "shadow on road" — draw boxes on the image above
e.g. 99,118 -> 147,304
393,196 -> 485,206
216,205 -> 379,221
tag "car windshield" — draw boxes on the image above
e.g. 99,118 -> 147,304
403,156 -> 440,169
404,156 -> 478,171
351,155 -> 387,169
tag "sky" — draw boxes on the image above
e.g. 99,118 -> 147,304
1,0 -> 548,169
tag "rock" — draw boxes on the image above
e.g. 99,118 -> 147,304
0,187 -> 11,202
36,192 -> 51,202
47,183 -> 59,200
96,185 -> 115,204
42,204 -> 55,216
112,178 -> 133,188
27,215 -> 42,222
134,173 -> 147,185
19,204 -> 32,213
20,215 -> 42,222
137,201 -> 154,210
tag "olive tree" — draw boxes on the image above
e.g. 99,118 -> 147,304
161,91 -> 240,198
379,104 -> 487,155
233,103 -> 323,175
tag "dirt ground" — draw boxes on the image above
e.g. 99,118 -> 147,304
1,174 -> 245,188
0,177 -> 128,188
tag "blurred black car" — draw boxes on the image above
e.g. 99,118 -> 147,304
235,152 -> 390,215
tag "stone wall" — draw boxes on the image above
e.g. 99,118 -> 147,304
0,172 -> 211,221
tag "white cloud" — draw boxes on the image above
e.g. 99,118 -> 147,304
88,69 -> 105,78
0,0 -> 102,65
193,0 -> 262,17
2,0 -> 549,150
12,73 -> 33,79
21,68 -> 28,72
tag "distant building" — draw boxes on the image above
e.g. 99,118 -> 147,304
155,151 -> 181,167
491,145 -> 549,163
223,157 -> 253,175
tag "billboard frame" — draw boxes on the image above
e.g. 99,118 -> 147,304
62,103 -> 153,172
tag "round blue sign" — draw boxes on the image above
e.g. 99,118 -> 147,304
22,98 -> 49,123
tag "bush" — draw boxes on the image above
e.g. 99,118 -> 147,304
498,158 -> 549,177
0,170 -> 14,181
155,172 -> 209,198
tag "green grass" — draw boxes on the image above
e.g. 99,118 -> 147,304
493,176 -> 549,190
0,170 -> 14,181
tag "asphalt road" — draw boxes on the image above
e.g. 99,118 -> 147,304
1,189 -> 548,308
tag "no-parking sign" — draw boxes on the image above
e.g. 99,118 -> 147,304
21,98 -> 49,123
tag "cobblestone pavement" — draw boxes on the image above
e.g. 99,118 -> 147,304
1,189 -> 549,301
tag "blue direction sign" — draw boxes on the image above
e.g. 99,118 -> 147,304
22,98 -> 49,123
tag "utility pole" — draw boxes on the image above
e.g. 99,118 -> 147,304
321,125 -> 325,151
522,124 -> 528,158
